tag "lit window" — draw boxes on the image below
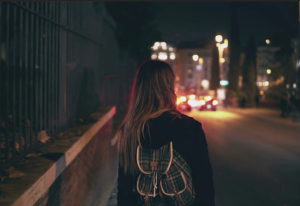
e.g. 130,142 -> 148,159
196,65 -> 202,71
158,52 -> 168,60
161,42 -> 167,50
151,53 -> 157,60
152,42 -> 160,50
170,52 -> 176,60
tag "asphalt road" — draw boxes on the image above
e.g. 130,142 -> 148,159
186,108 -> 300,206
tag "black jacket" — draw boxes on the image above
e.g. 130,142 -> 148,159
117,111 -> 215,206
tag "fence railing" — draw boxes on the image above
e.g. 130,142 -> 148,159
0,1 -> 134,171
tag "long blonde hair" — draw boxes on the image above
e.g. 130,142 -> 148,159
118,60 -> 181,175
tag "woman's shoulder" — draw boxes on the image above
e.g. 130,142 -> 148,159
168,112 -> 203,134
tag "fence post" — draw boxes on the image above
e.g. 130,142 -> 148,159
58,2 -> 67,131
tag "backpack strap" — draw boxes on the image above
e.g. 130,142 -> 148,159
162,141 -> 173,174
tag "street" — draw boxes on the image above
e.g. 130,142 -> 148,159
187,108 -> 300,206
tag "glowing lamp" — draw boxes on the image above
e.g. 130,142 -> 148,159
192,55 -> 199,61
215,35 -> 223,43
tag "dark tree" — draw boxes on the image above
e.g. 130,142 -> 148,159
242,35 -> 257,107
101,2 -> 162,66
227,2 -> 241,92
270,33 -> 297,86
210,44 -> 220,91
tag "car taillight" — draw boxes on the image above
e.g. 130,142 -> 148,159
199,100 -> 205,105
181,96 -> 187,102
213,100 -> 218,105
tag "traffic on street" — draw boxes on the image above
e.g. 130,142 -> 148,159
184,107 -> 300,206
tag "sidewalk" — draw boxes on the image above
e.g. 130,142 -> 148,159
226,107 -> 300,127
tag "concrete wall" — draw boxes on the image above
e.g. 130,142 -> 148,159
32,114 -> 118,206
0,107 -> 118,206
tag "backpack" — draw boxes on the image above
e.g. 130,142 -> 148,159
134,141 -> 195,206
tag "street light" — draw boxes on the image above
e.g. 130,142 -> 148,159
267,69 -> 271,74
223,39 -> 228,48
199,58 -> 203,65
215,35 -> 223,43
266,39 -> 270,44
192,54 -> 199,61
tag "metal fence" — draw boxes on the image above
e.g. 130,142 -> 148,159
0,1 -> 135,171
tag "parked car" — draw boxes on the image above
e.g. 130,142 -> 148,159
177,101 -> 192,112
198,96 -> 218,111
176,96 -> 192,112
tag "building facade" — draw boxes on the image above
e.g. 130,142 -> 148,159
176,47 -> 212,94
150,41 -> 230,94
256,45 -> 280,91
175,41 -> 229,94
151,42 -> 177,73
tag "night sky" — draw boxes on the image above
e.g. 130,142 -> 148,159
154,2 -> 298,46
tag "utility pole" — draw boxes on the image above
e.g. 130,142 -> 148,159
298,2 -> 300,92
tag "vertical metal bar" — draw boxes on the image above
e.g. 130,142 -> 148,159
24,1 -> 29,152
0,2 -> 2,165
54,2 -> 58,133
55,2 -> 59,132
66,2 -> 70,125
48,2 -> 51,134
19,4 -> 23,156
51,2 -> 55,134
29,2 -> 34,148
5,4 -> 11,163
71,3 -> 74,125
44,2 -> 48,135
59,1 -> 67,131
5,3 -> 10,162
12,5 -> 17,158
36,2 -> 44,142
31,2 -> 35,148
